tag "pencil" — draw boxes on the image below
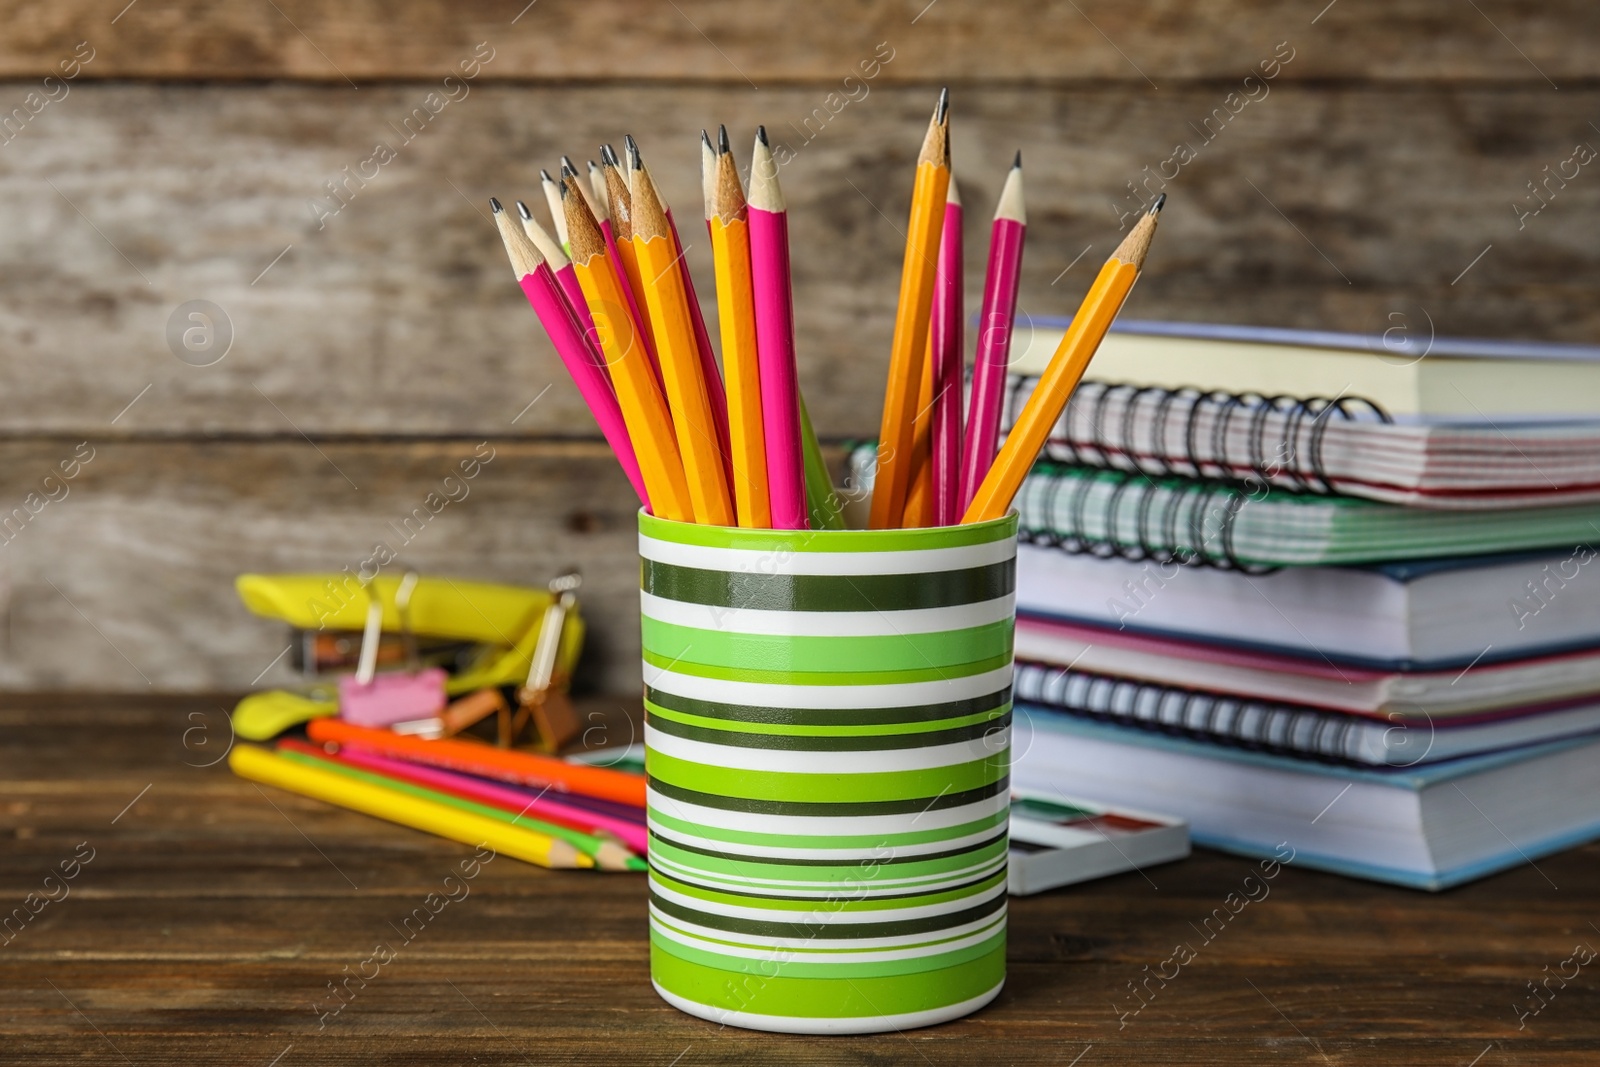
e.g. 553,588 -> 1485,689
325,742 -> 649,856
492,199 -> 649,509
307,717 -> 648,807
516,199 -> 600,363
595,148 -> 661,384
798,393 -> 845,529
870,88 -> 951,529
963,194 -> 1166,524
564,179 -> 695,523
929,177 -> 964,526
627,143 -> 735,526
539,168 -> 569,250
706,126 -> 771,528
276,742 -> 640,871
587,159 -> 610,222
747,126 -> 807,530
960,152 -> 1026,515
901,332 -> 935,528
230,744 -> 593,869
638,135 -> 732,490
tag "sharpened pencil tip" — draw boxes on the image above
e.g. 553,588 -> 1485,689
717,124 -> 730,154
1013,150 -> 1022,169
756,124 -> 769,147
488,197 -> 503,213
701,129 -> 713,152
557,180 -> 569,200
560,160 -> 578,181
600,144 -> 618,168
1150,193 -> 1167,215
624,133 -> 641,170
515,199 -> 532,220
539,169 -> 553,183
561,155 -> 577,173
936,86 -> 949,124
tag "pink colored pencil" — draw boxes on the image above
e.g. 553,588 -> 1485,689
746,126 -> 807,530
516,200 -> 604,372
960,153 -> 1027,515
334,744 -> 649,855
930,180 -> 965,526
492,199 -> 650,509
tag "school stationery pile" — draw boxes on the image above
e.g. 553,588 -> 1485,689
489,90 -> 1166,532
988,321 -> 1600,889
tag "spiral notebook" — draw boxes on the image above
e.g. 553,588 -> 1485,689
1013,660 -> 1600,766
846,445 -> 1600,568
1005,377 -> 1600,509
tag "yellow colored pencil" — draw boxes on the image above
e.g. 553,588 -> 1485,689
870,89 -> 950,529
707,126 -> 771,528
564,179 -> 695,523
601,144 -> 654,350
628,140 -> 735,526
229,744 -> 593,869
901,331 -> 936,528
963,196 -> 1166,524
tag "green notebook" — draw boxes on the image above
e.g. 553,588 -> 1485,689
848,444 -> 1600,567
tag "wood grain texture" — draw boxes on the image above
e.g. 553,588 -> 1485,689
0,437 -> 652,693
0,0 -> 1595,83
2,83 -> 1597,441
2,695 -> 1598,1064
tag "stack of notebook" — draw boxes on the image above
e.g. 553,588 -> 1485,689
853,320 -> 1600,889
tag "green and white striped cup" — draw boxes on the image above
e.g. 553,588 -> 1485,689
640,510 -> 1018,1034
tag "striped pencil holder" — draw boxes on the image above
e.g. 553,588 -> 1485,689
639,510 -> 1018,1034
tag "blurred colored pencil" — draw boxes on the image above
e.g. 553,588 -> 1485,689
961,152 -> 1026,514
963,195 -> 1165,524
870,89 -> 951,529
747,126 -> 807,530
231,744 -> 593,869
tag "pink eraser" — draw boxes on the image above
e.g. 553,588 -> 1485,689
338,668 -> 448,727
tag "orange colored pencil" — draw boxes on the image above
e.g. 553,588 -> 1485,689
564,179 -> 695,522
306,718 -> 647,808
901,331 -> 936,528
706,125 -> 771,528
963,195 -> 1167,524
869,89 -> 951,529
628,140 -> 735,526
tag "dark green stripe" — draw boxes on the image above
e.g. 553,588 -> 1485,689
641,559 -> 1014,612
644,710 -> 1012,751
649,887 -> 1007,940
646,686 -> 1013,727
648,775 -> 1009,817
647,828 -> 1009,868
650,867 -> 1008,905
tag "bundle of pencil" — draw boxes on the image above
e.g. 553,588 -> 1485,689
486,92 -> 1166,531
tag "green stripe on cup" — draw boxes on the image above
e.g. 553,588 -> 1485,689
641,559 -> 1014,612
642,509 -> 1016,1032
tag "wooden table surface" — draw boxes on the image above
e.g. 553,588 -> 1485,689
4,694 -> 1598,1065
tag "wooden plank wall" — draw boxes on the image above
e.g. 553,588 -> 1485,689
0,0 -> 1595,692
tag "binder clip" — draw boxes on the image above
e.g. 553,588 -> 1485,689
338,572 -> 447,727
512,572 -> 584,753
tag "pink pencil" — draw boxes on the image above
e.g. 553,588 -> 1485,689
576,155 -> 664,390
960,153 -> 1027,515
492,199 -> 650,509
930,180 -> 964,526
516,200 -> 602,368
746,126 -> 807,530
335,744 -> 650,854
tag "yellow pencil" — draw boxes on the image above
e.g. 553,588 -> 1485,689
870,89 -> 950,529
963,195 -> 1166,524
628,140 -> 735,526
564,179 -> 695,523
901,331 -> 936,528
601,144 -> 654,347
707,125 -> 772,528
229,744 -> 593,869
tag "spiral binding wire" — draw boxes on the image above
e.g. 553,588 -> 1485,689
1005,377 -> 1391,494
1013,660 -> 1366,764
